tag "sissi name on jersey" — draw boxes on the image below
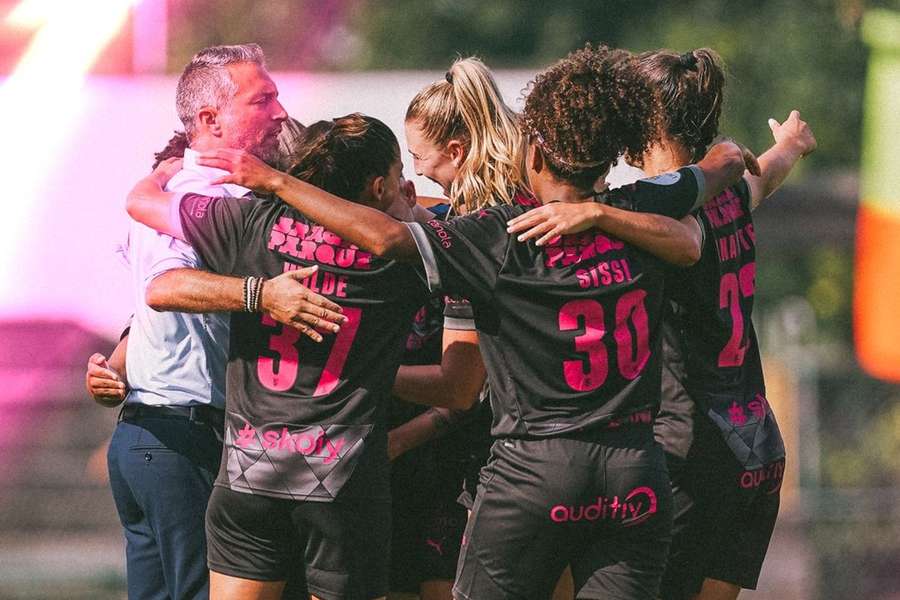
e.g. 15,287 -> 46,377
268,216 -> 373,270
543,231 -> 635,288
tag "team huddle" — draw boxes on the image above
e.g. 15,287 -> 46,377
86,41 -> 815,600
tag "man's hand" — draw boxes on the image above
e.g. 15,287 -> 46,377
198,149 -> 284,192
260,265 -> 348,343
768,110 -> 816,159
86,353 -> 127,408
150,157 -> 183,187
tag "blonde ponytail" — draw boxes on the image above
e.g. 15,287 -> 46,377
406,57 -> 526,213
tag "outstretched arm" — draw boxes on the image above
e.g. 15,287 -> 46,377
198,150 -> 421,261
745,110 -> 816,210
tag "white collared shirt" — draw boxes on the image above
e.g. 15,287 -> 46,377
124,148 -> 250,409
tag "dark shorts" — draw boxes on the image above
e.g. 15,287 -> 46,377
390,499 -> 467,592
206,486 -> 391,600
660,417 -> 783,599
389,437 -> 469,592
453,427 -> 673,600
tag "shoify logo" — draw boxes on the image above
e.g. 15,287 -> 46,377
233,424 -> 345,464
549,486 -> 658,527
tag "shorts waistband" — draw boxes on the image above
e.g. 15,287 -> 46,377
120,403 -> 224,430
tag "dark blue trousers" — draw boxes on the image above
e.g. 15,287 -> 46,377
108,411 -> 221,600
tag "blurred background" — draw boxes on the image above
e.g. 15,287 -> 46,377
1,0 -> 899,598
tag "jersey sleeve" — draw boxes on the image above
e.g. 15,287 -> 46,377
405,207 -> 511,305
178,193 -> 253,275
607,165 -> 705,219
443,296 -> 476,331
734,176 -> 752,213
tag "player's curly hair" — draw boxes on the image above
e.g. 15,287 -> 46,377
522,44 -> 660,192
636,48 -> 725,162
289,113 -> 399,201
152,131 -> 189,169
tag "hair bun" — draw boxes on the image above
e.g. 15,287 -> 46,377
679,51 -> 697,70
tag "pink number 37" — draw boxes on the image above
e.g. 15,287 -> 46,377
256,307 -> 362,395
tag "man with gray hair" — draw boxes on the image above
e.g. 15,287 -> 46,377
90,44 -> 343,600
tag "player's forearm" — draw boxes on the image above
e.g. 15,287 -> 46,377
126,176 -> 184,240
146,268 -> 245,313
269,173 -> 420,261
594,204 -> 701,266
746,141 -> 806,210
388,407 -> 467,460
394,365 -> 465,409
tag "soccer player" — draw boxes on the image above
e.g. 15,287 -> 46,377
507,48 -> 816,600
192,45 -> 752,600
127,113 -> 439,600
385,56 -> 520,600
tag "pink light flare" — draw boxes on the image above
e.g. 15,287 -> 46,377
0,0 -> 140,299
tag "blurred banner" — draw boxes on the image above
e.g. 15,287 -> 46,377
854,9 -> 900,381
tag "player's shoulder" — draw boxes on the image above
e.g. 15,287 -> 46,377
700,178 -> 751,215
166,168 -> 214,193
468,202 -> 529,222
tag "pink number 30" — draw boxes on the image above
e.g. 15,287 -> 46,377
558,290 -> 650,392
257,307 -> 362,395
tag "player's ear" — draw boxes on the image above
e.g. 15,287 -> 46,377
447,139 -> 466,168
373,175 -> 386,199
363,175 -> 387,210
528,142 -> 544,173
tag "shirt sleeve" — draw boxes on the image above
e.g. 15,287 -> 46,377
178,193 -> 253,275
443,295 -> 476,331
119,315 -> 133,340
129,218 -> 201,288
734,176 -> 752,213
606,165 -> 705,219
405,207 -> 511,305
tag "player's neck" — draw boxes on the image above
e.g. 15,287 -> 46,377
533,176 -> 593,206
642,139 -> 691,177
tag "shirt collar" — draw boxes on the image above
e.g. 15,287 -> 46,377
183,147 -> 252,197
